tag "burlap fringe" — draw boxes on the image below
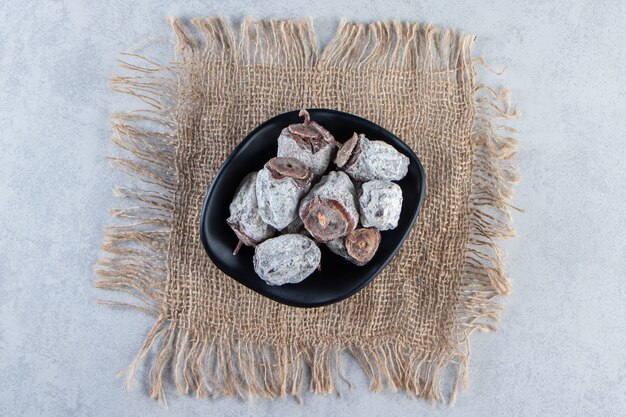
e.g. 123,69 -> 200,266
94,50 -> 178,317
169,17 -> 473,71
446,46 -> 520,405
96,17 -> 517,406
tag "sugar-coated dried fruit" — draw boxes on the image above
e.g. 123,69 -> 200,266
284,216 -> 307,235
344,228 -> 381,265
253,234 -> 321,286
229,114 -> 412,284
256,157 -> 312,230
299,171 -> 359,242
334,132 -> 359,168
267,157 -> 311,183
326,237 -> 352,262
277,109 -> 337,177
327,228 -> 381,266
358,180 -> 403,230
335,133 -> 409,182
227,172 -> 276,255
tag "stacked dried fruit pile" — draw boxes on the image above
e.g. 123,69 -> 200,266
227,110 -> 410,286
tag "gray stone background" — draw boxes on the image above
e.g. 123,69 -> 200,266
1,0 -> 625,416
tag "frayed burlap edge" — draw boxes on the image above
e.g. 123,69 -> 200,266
95,17 -> 518,406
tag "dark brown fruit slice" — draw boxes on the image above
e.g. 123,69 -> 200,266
288,109 -> 319,138
344,228 -> 381,266
288,123 -> 321,139
309,120 -> 336,151
267,157 -> 311,181
301,197 -> 352,243
335,132 -> 359,168
287,109 -> 337,154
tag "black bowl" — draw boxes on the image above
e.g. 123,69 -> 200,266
200,109 -> 425,308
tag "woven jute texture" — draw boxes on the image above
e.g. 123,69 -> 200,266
97,17 -> 518,405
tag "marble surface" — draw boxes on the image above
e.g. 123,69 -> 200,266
1,1 -> 625,416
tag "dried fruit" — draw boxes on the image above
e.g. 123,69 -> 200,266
299,171 -> 359,242
253,234 -> 321,286
284,216 -> 307,235
267,156 -> 311,184
359,180 -> 403,230
226,172 -> 275,254
230,115 -> 411,283
335,133 -> 410,182
344,228 -> 381,266
327,228 -> 381,266
334,132 -> 359,168
325,237 -> 351,260
277,109 -> 337,177
256,157 -> 312,230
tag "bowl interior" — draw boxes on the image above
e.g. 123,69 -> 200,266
200,109 -> 425,307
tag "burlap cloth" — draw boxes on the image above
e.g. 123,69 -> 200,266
97,17 -> 518,405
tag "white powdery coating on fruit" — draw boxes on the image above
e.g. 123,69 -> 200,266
277,128 -> 336,177
344,135 -> 410,181
284,216 -> 307,235
256,167 -> 309,230
359,180 -> 403,230
227,172 -> 275,242
298,171 -> 359,227
253,234 -> 321,285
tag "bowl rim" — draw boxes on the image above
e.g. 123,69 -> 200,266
199,108 -> 426,307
